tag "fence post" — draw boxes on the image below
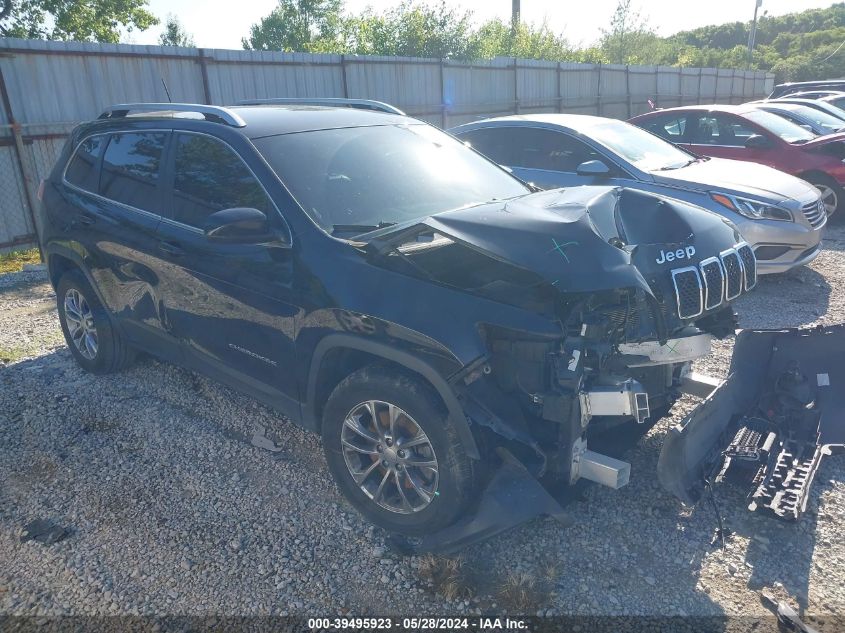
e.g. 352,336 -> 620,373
557,62 -> 563,113
677,66 -> 682,106
625,65 -> 631,118
0,65 -> 42,258
341,54 -> 349,98
439,58 -> 447,129
697,67 -> 703,104
596,63 -> 602,116
513,57 -> 520,114
197,48 -> 212,104
713,68 -> 719,102
654,66 -> 659,108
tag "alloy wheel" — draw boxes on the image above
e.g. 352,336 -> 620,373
815,184 -> 838,216
64,288 -> 98,360
340,400 -> 439,514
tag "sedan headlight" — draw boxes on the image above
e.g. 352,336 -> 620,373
709,193 -> 793,221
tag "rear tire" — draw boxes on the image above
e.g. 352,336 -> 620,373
56,269 -> 135,374
321,365 -> 479,536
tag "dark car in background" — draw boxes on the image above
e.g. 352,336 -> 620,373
451,114 -> 824,274
39,101 -> 758,537
769,80 -> 845,99
749,102 -> 845,136
630,105 -> 845,217
755,97 -> 845,123
787,91 -> 845,111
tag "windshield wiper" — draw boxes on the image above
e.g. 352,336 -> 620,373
332,221 -> 396,235
656,158 -> 698,171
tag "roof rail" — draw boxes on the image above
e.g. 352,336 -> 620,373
98,103 -> 247,128
237,98 -> 405,115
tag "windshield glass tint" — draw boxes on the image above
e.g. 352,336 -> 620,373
743,109 -> 816,143
589,120 -> 693,171
254,124 -> 529,234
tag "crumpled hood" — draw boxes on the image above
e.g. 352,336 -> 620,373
365,186 -> 742,298
651,157 -> 818,204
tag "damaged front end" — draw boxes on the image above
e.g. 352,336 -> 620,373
364,187 -> 752,487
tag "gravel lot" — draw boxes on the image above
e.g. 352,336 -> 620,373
2,228 -> 844,626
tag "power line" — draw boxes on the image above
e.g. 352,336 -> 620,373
817,37 -> 845,64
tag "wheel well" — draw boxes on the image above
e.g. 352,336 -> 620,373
47,254 -> 78,289
798,170 -> 835,186
311,348 -> 447,430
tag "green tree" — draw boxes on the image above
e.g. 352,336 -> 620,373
0,0 -> 158,41
342,1 -> 477,58
472,18 -> 573,61
242,0 -> 344,52
159,13 -> 194,47
599,0 -> 657,64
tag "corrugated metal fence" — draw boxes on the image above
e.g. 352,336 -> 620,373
0,37 -> 775,252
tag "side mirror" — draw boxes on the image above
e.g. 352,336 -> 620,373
576,159 -> 611,176
744,134 -> 771,149
204,207 -> 285,245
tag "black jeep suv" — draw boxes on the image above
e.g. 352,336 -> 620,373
39,101 -> 756,536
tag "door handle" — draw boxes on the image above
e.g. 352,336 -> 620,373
70,212 -> 96,228
158,241 -> 185,257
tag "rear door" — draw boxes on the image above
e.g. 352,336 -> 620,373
461,126 -> 630,190
62,130 -> 176,358
153,131 -> 301,414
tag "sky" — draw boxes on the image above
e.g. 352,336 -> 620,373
127,0 -> 841,49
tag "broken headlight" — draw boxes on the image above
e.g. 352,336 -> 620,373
709,193 -> 792,222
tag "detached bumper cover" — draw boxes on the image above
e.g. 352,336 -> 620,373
658,324 -> 845,518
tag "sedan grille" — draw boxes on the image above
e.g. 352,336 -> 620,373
737,243 -> 757,290
671,267 -> 703,319
802,199 -> 827,229
721,249 -> 744,300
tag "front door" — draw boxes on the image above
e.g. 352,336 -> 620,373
153,132 -> 301,414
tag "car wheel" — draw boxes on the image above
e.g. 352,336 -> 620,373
322,365 -> 480,536
807,175 -> 844,220
56,269 -> 135,374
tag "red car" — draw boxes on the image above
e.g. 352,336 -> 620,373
629,105 -> 845,216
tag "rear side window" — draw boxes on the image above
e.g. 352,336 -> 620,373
100,132 -> 167,214
65,135 -> 106,192
171,133 -> 272,229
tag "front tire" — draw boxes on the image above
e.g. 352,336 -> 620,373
321,365 -> 479,536
56,269 -> 135,374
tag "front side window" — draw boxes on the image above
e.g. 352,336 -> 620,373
65,135 -> 106,192
254,123 -> 529,236
688,115 -> 756,147
100,132 -> 167,213
172,134 -> 272,229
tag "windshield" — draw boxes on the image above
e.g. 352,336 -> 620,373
254,124 -> 530,236
782,104 -> 845,133
743,109 -> 816,143
588,120 -> 694,171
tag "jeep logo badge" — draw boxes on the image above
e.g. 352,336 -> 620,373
656,246 -> 696,265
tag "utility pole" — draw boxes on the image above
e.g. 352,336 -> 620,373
512,0 -> 520,34
747,0 -> 763,68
